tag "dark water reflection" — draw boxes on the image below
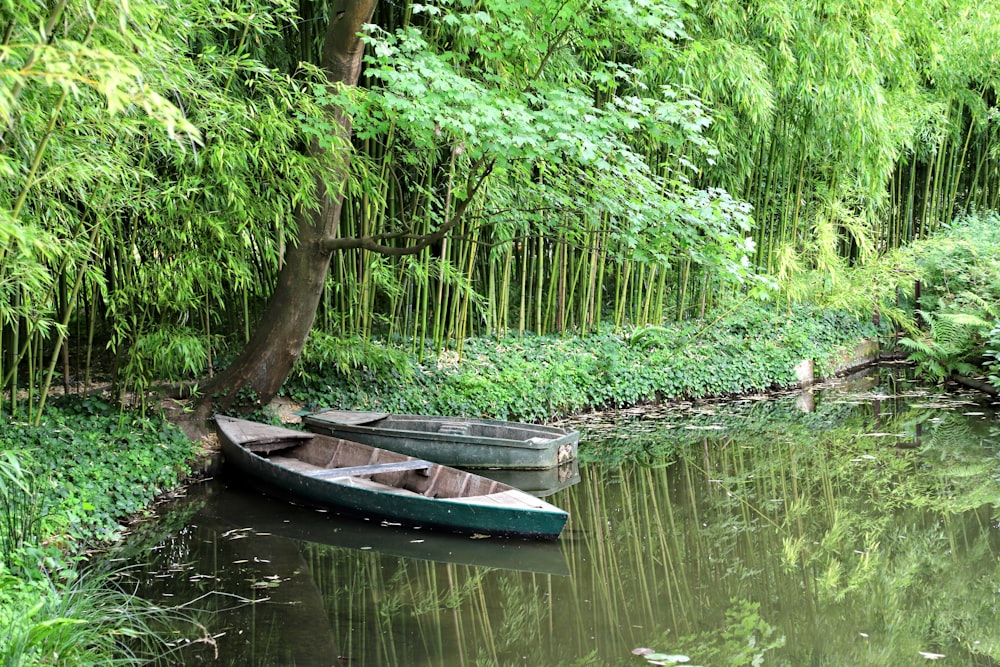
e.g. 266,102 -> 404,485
119,368 -> 1000,665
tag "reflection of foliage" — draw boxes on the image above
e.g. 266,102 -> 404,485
674,599 -> 785,666
576,370 -> 999,664
576,372 -> 889,466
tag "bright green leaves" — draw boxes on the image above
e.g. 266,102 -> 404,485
0,0 -> 338,415
352,0 -> 758,294
673,0 -> 1000,308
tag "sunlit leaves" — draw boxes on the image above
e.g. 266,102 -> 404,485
350,0 -> 758,305
0,0 -> 339,412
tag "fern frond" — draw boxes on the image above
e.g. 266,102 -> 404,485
897,336 -> 937,358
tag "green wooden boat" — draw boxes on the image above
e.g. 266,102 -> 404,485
215,416 -> 569,539
302,410 -> 579,470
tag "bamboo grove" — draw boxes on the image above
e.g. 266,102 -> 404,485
2,0 -> 999,418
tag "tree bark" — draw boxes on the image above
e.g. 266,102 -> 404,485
192,0 -> 377,422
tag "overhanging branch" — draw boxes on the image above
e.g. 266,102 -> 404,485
321,158 -> 495,256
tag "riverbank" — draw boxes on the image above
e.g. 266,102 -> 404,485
279,301 -> 884,424
0,402 -> 195,665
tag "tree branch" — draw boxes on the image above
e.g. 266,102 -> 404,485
321,158 -> 495,255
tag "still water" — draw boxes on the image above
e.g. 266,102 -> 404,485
117,368 -> 1000,665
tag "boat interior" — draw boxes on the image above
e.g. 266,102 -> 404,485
268,434 -> 513,500
313,413 -> 566,442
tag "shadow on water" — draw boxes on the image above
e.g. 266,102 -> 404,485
118,366 -> 1000,666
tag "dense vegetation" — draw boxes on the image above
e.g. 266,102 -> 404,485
2,0 -> 1000,663
2,0 -> 999,420
1,403 -> 193,665
287,302 -> 879,421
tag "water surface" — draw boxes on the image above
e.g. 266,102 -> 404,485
119,369 -> 1000,665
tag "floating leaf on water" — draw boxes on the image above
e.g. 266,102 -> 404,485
632,648 -> 653,656
410,539 -> 425,543
644,652 -> 690,663
919,652 -> 945,660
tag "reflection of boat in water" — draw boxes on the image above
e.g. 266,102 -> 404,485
478,459 -> 580,497
216,416 -> 569,539
303,409 -> 579,470
193,479 -> 571,576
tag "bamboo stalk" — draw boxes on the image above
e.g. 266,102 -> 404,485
534,234 -> 544,334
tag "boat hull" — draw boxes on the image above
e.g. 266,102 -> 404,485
303,410 -> 579,470
194,481 -> 571,575
216,416 -> 568,539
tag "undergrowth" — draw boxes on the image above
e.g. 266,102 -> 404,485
0,401 -> 193,666
284,302 -> 882,422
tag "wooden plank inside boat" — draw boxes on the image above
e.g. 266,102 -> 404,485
307,460 -> 433,479
313,410 -> 389,425
226,419 -> 315,453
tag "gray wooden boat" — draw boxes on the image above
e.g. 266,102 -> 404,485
302,410 -> 579,470
481,460 -> 580,497
215,416 -> 569,539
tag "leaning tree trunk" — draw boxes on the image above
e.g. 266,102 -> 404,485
192,0 -> 377,421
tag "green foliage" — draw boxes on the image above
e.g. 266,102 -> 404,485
0,397 -> 191,665
123,326 -> 217,386
898,311 -> 991,382
1,399 -> 195,544
0,452 -> 45,569
287,303 -> 877,422
0,0 -> 331,418
891,212 -> 1000,382
3,0 -> 999,421
984,323 -> 1000,386
293,332 -> 416,390
0,565 -> 161,666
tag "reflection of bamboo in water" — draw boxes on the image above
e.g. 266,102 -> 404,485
369,557 -> 401,666
472,570 -> 498,665
636,464 -> 685,628
129,388 -> 1000,665
447,564 -> 468,667
409,563 -> 446,662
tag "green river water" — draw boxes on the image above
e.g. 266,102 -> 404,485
117,367 -> 1000,666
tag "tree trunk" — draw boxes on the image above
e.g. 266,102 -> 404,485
192,0 -> 377,423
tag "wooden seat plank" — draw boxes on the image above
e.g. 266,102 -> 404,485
306,459 -> 433,479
